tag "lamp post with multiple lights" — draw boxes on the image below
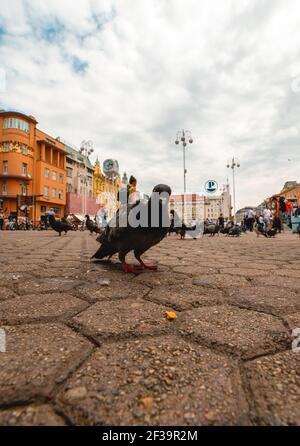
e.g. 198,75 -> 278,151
79,140 -> 94,217
175,130 -> 193,194
226,157 -> 240,219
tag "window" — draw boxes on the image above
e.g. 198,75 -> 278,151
40,205 -> 46,213
3,161 -> 8,174
52,171 -> 57,181
3,118 -> 29,132
52,207 -> 60,215
2,182 -> 7,195
21,183 -> 26,196
2,142 -> 9,152
44,186 -> 49,197
66,183 -> 72,193
44,168 -> 50,179
22,163 -> 27,176
59,173 -> 64,184
21,145 -> 28,155
58,189 -> 63,199
66,167 -> 72,178
52,188 -> 57,198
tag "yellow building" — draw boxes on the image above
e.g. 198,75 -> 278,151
93,159 -> 121,218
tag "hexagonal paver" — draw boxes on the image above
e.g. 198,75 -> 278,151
0,293 -> 88,325
75,280 -> 150,303
227,286 -> 300,315
147,282 -> 225,311
172,265 -> 218,275
0,323 -> 93,403
16,278 -> 86,295
254,275 -> 300,291
72,300 -> 175,340
179,305 -> 290,359
0,287 -> 17,301
244,351 -> 300,425
191,274 -> 250,289
133,271 -> 188,287
0,405 -> 66,426
57,336 -> 249,425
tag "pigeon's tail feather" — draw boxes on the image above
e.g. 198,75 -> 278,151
92,242 -> 117,259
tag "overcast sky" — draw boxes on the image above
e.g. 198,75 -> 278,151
1,0 -> 300,209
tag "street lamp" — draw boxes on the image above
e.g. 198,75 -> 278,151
175,130 -> 193,194
226,157 -> 240,220
79,140 -> 94,216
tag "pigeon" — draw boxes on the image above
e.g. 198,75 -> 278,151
48,214 -> 73,236
92,184 -> 171,274
85,215 -> 100,235
168,210 -> 197,239
203,224 -> 220,236
228,226 -> 242,237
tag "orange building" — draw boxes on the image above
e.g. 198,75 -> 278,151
0,109 -> 67,223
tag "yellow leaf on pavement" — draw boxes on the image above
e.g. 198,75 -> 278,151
166,311 -> 177,320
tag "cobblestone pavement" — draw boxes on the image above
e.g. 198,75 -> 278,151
0,230 -> 299,426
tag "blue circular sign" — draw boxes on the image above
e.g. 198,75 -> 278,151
205,180 -> 218,194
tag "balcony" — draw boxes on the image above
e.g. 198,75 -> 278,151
0,173 -> 33,181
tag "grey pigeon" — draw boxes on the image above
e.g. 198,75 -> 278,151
92,184 -> 171,274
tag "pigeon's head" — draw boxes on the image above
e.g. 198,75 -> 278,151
152,184 -> 172,196
151,184 -> 172,207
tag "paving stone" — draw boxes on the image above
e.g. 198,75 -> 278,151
172,265 -> 218,275
0,263 -> 41,273
0,293 -> 88,325
283,312 -> 300,330
245,351 -> 300,425
72,300 -> 175,340
0,287 -> 17,301
16,278 -> 86,295
34,269 -> 82,279
179,305 -> 290,359
0,230 -> 299,425
219,268 -> 267,277
57,336 -> 249,426
254,275 -> 300,291
75,276 -> 150,302
147,283 -> 225,311
0,404 -> 67,426
227,286 -> 300,315
191,274 -> 250,289
0,323 -> 93,402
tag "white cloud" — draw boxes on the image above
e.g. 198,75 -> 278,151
1,0 -> 300,210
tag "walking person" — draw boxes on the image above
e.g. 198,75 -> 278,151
247,208 -> 254,232
0,209 -> 4,230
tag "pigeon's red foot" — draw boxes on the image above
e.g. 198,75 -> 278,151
122,263 -> 141,275
139,261 -> 158,270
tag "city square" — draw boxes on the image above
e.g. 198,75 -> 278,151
0,229 -> 299,426
1,0 -> 300,434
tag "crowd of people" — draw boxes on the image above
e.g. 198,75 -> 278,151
242,207 -> 282,234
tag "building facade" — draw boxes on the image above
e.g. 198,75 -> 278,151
93,159 -> 121,219
279,181 -> 300,206
204,184 -> 231,220
0,109 -> 66,222
170,194 -> 205,223
58,139 -> 99,217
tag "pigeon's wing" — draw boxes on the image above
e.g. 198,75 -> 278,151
106,202 -> 145,243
